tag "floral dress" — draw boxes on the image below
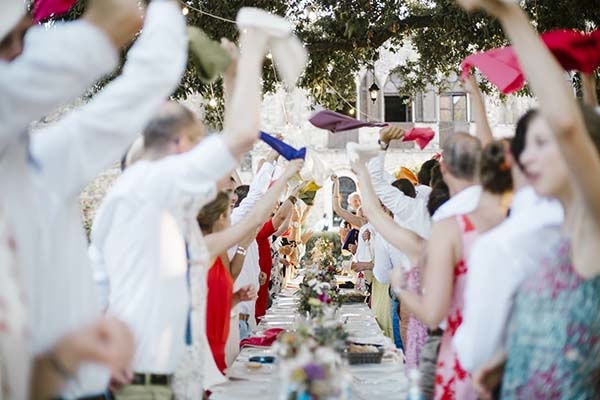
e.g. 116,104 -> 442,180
404,266 -> 428,370
502,238 -> 600,399
434,215 -> 478,400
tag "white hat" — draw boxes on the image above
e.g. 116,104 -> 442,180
0,0 -> 26,42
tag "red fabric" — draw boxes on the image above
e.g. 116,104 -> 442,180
206,257 -> 233,373
402,127 -> 436,150
239,328 -> 284,348
461,29 -> 600,94
255,220 -> 276,322
33,0 -> 78,23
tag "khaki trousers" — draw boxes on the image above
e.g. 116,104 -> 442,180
114,384 -> 174,400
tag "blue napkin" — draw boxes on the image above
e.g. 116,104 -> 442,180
260,131 -> 306,160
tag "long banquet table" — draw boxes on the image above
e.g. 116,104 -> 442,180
210,278 -> 409,400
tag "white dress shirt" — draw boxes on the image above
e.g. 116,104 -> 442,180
91,135 -> 236,374
368,154 -> 431,239
355,223 -> 374,263
373,231 -> 411,284
28,3 -> 187,396
453,187 -> 564,372
0,21 -> 118,151
230,162 -> 276,320
0,13 -> 136,400
431,185 -> 482,222
416,184 -> 432,203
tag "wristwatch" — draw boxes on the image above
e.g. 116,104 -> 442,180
236,246 -> 247,256
377,139 -> 390,151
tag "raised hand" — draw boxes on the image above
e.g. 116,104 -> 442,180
282,159 -> 305,180
379,126 -> 405,144
461,73 -> 479,95
84,0 -> 144,49
220,38 -> 239,82
454,0 -> 514,15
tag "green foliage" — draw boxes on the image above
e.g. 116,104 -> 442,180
60,0 -> 600,128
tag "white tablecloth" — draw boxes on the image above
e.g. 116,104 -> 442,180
210,284 -> 409,399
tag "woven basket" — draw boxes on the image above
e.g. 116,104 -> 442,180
344,344 -> 384,365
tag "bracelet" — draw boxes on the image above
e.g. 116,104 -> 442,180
236,246 -> 247,256
48,352 -> 73,379
288,196 -> 297,205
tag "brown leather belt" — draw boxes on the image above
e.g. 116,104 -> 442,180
239,313 -> 250,322
131,373 -> 173,386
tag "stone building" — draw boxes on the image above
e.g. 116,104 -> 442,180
250,42 -> 536,231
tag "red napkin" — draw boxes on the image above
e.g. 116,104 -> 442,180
402,127 -> 436,150
33,0 -> 78,23
239,328 -> 284,348
461,47 -> 524,94
309,110 -> 387,133
461,29 -> 600,94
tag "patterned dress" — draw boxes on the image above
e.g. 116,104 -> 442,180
502,238 -> 600,399
404,266 -> 428,370
434,215 -> 478,400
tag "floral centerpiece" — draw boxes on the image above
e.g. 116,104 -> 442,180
298,238 -> 341,317
273,319 -> 351,400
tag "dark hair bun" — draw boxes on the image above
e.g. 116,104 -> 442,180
480,140 -> 513,194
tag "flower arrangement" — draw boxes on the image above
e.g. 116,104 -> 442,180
273,322 -> 351,400
297,267 -> 339,317
297,237 -> 343,317
309,237 -> 339,275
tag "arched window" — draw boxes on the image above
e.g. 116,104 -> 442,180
332,176 -> 357,228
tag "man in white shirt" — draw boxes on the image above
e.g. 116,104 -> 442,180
0,1 -> 146,398
91,24 -> 270,399
370,127 -> 431,239
229,156 -> 277,341
453,125 -> 564,373
39,3 -> 187,398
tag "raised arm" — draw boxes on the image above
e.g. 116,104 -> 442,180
31,0 -> 187,201
205,160 -> 304,259
462,74 -> 494,146
368,151 -> 415,220
581,72 -> 598,108
230,160 -> 276,224
273,196 -> 297,231
390,218 -> 459,329
457,0 -> 600,221
220,29 -> 268,160
353,161 -> 423,264
331,175 -> 367,228
0,0 -> 142,150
